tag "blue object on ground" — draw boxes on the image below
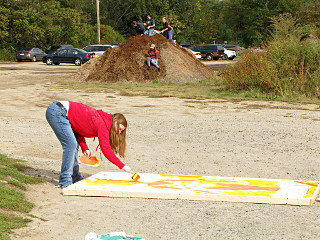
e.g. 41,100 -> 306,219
85,232 -> 145,240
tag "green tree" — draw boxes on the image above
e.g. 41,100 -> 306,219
0,6 -> 10,41
1,0 -> 319,61
297,1 -> 320,26
3,0 -> 97,50
218,0 -> 305,47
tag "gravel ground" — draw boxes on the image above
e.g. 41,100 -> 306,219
0,61 -> 319,240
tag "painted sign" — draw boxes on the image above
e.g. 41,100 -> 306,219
63,172 -> 320,205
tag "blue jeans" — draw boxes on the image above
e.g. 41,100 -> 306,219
165,30 -> 175,45
146,57 -> 159,69
46,101 -> 82,187
144,28 -> 156,36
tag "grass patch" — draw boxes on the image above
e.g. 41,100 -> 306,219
56,77 -> 320,104
0,213 -> 31,240
0,154 -> 43,239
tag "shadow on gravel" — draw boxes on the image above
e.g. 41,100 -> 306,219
22,167 -> 91,186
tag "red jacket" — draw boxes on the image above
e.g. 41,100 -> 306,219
148,49 -> 159,59
67,101 -> 125,169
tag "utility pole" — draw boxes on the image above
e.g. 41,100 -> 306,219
97,0 -> 100,44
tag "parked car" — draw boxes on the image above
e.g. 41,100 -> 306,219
188,44 -> 225,60
83,44 -> 118,57
42,48 -> 92,66
16,48 -> 46,62
188,49 -> 201,59
45,44 -> 74,54
222,48 -> 236,60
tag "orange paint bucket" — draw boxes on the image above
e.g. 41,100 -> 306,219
79,155 -> 100,167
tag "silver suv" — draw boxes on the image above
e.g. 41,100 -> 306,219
83,44 -> 118,57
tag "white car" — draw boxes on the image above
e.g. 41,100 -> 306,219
189,49 -> 202,59
83,44 -> 118,57
222,48 -> 236,60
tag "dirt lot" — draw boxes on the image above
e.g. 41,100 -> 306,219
0,61 -> 319,240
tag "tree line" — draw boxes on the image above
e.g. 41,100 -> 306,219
0,0 -> 319,54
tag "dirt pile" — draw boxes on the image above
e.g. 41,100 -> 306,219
69,34 -> 214,84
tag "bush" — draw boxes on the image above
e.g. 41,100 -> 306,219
0,48 -> 16,62
100,24 -> 126,44
220,14 -> 320,99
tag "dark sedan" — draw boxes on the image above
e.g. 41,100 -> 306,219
16,48 -> 46,62
42,48 -> 92,66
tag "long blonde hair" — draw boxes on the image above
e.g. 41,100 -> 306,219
109,113 -> 127,158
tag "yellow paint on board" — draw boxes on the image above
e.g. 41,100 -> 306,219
147,176 -> 281,197
64,172 -> 320,205
296,181 -> 319,198
84,178 -> 138,186
81,174 -> 314,198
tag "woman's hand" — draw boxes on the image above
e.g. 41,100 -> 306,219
84,150 -> 91,157
122,165 -> 133,174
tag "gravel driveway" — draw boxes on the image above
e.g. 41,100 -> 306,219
0,61 -> 319,240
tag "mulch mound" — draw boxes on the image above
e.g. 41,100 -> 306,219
69,34 -> 214,84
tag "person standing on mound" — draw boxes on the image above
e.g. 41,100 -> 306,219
46,101 -> 133,188
160,16 -> 175,45
146,44 -> 160,72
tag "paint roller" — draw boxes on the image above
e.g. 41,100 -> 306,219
129,170 -> 140,181
125,166 -> 140,181
132,172 -> 140,181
